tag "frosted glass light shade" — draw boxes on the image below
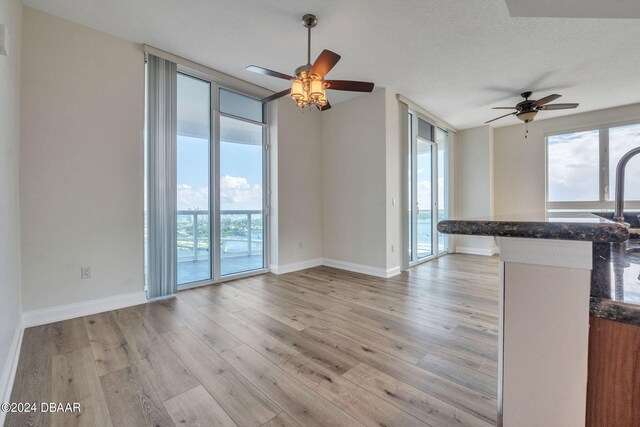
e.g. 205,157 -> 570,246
517,110 -> 537,122
291,79 -> 304,100
310,79 -> 324,100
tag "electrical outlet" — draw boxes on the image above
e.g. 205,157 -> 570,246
81,267 -> 91,279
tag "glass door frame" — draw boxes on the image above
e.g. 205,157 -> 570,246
407,110 -> 447,268
177,66 -> 270,290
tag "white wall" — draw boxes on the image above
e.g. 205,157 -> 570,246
269,98 -> 323,272
321,89 -> 389,274
455,125 -> 496,254
494,103 -> 640,215
320,88 -> 402,277
20,8 -> 145,311
0,0 -> 22,404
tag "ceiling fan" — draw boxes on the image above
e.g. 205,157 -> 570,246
246,14 -> 374,111
485,91 -> 579,124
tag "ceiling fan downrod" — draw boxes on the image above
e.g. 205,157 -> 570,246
302,14 -> 317,66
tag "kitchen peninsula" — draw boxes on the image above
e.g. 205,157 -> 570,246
438,212 -> 629,426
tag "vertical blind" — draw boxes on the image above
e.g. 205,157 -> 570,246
146,54 -> 178,299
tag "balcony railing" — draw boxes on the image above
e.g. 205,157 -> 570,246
177,210 -> 263,263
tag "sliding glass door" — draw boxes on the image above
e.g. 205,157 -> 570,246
416,137 -> 434,259
407,112 -> 448,266
219,113 -> 265,276
176,75 -> 268,287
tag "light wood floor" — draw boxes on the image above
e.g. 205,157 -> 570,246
6,254 -> 499,427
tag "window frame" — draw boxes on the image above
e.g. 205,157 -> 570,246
175,65 -> 271,290
406,110 -> 450,268
545,119 -> 640,211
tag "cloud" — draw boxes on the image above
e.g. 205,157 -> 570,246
417,180 -> 432,208
548,130 -> 599,201
177,176 -> 263,211
416,178 -> 446,210
220,175 -> 262,210
548,124 -> 640,202
177,184 -> 209,211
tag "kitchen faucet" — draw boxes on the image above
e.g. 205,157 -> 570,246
614,146 -> 640,223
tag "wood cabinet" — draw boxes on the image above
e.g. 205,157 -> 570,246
586,316 -> 640,426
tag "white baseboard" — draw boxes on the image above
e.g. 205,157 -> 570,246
0,320 -> 24,426
22,291 -> 147,328
270,258 -> 323,275
456,246 -> 499,256
322,258 -> 401,278
385,266 -> 402,278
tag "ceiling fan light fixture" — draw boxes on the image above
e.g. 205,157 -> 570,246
485,92 -> 578,125
247,13 -> 374,111
290,74 -> 327,109
310,79 -> 325,100
517,110 -> 537,122
291,79 -> 304,101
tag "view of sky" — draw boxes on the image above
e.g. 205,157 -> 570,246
548,130 -> 600,201
609,124 -> 640,200
177,136 -> 263,211
176,73 -> 264,212
416,141 -> 446,211
548,124 -> 640,202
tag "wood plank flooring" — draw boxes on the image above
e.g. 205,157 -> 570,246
6,254 -> 499,427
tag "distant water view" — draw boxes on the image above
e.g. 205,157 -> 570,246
170,207 -> 446,284
177,210 -> 263,262
175,208 -> 444,270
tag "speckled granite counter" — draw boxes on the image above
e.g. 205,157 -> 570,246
590,240 -> 640,325
438,212 -> 640,326
437,212 -> 629,243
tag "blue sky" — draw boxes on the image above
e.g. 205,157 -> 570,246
177,136 -> 263,211
176,73 -> 264,212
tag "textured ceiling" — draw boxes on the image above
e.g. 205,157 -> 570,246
505,0 -> 640,19
22,0 -> 640,129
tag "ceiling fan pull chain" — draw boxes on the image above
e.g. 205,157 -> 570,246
524,122 -> 529,140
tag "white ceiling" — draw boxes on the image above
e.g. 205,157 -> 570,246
22,0 -> 640,129
505,0 -> 640,19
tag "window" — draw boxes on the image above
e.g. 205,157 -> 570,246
547,130 -> 599,202
146,56 -> 269,297
407,112 -> 449,265
546,122 -> 640,210
174,80 -> 267,287
176,73 -> 212,284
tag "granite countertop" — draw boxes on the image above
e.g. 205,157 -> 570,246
437,212 -> 629,243
590,240 -> 640,325
438,212 -> 640,325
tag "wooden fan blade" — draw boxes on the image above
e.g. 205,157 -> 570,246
492,107 -> 517,110
261,88 -> 291,103
321,101 -> 332,111
535,94 -> 561,106
246,65 -> 294,81
325,80 -> 374,92
485,112 -> 516,124
538,103 -> 579,110
309,50 -> 341,78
